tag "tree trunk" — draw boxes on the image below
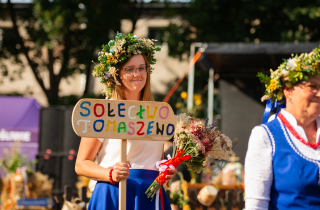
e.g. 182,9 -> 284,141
7,0 -> 48,101
130,0 -> 143,34
83,49 -> 95,96
47,49 -> 60,105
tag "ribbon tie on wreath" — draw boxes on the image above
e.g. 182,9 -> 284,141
262,99 -> 286,124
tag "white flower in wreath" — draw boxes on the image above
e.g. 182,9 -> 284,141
280,69 -> 288,77
109,67 -> 118,77
286,58 -> 298,70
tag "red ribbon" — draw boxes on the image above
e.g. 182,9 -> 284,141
155,149 -> 190,210
160,187 -> 164,210
155,149 -> 191,185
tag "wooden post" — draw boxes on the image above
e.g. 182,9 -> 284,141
188,190 -> 197,210
119,139 -> 127,210
238,191 -> 244,210
64,185 -> 72,202
215,191 -> 220,210
226,190 -> 232,210
81,186 -> 87,210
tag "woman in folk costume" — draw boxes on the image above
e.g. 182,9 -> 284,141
75,33 -> 177,210
245,48 -> 320,210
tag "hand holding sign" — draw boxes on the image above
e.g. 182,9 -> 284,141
72,99 -> 175,210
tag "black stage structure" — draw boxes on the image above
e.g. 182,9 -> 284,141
198,42 -> 320,164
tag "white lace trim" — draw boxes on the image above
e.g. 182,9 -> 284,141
279,110 -> 320,161
261,124 -> 275,156
278,117 -> 320,185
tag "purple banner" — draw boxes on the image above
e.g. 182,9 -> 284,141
0,96 -> 40,162
0,129 -> 39,161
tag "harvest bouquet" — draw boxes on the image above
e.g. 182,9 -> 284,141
146,113 -> 233,199
0,147 -> 53,210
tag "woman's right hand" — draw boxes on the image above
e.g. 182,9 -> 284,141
112,161 -> 131,182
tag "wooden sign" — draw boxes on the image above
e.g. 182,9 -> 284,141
72,99 -> 175,141
72,99 -> 176,210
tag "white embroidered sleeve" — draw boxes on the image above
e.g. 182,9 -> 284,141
244,126 -> 273,210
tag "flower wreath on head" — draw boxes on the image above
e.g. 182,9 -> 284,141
92,32 -> 161,98
257,47 -> 320,123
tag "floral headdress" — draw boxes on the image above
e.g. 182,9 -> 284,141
92,32 -> 161,98
257,47 -> 320,103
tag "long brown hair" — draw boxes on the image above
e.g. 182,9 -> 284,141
112,54 -> 154,101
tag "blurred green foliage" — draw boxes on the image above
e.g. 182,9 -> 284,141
170,172 -> 190,208
0,0 -> 143,105
160,0 -> 320,59
0,146 -> 37,176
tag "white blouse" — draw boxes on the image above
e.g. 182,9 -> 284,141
96,138 -> 164,171
88,139 -> 164,192
244,109 -> 320,210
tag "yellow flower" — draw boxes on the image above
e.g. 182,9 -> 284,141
267,80 -> 277,92
181,92 -> 187,99
105,81 -> 113,87
312,62 -> 320,70
193,94 -> 201,100
147,52 -> 153,60
106,55 -> 118,65
295,60 -> 301,71
195,99 -> 202,105
175,103 -> 181,109
182,205 -> 190,210
181,180 -> 189,200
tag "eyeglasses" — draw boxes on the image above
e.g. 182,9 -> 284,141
300,82 -> 320,92
121,66 -> 147,75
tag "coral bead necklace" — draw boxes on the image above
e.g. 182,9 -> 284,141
278,112 -> 320,149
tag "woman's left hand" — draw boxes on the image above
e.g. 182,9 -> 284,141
165,168 -> 178,187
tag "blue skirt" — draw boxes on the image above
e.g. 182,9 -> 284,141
88,169 -> 171,210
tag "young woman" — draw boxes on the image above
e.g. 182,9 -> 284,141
75,33 -> 177,210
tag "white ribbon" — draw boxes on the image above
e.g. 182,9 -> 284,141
155,189 -> 160,210
16,167 -> 28,199
155,154 -> 175,172
154,154 -> 175,209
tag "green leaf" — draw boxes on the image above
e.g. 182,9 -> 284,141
285,82 -> 292,88
257,72 -> 271,85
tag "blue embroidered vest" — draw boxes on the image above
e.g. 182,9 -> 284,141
262,118 -> 320,210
